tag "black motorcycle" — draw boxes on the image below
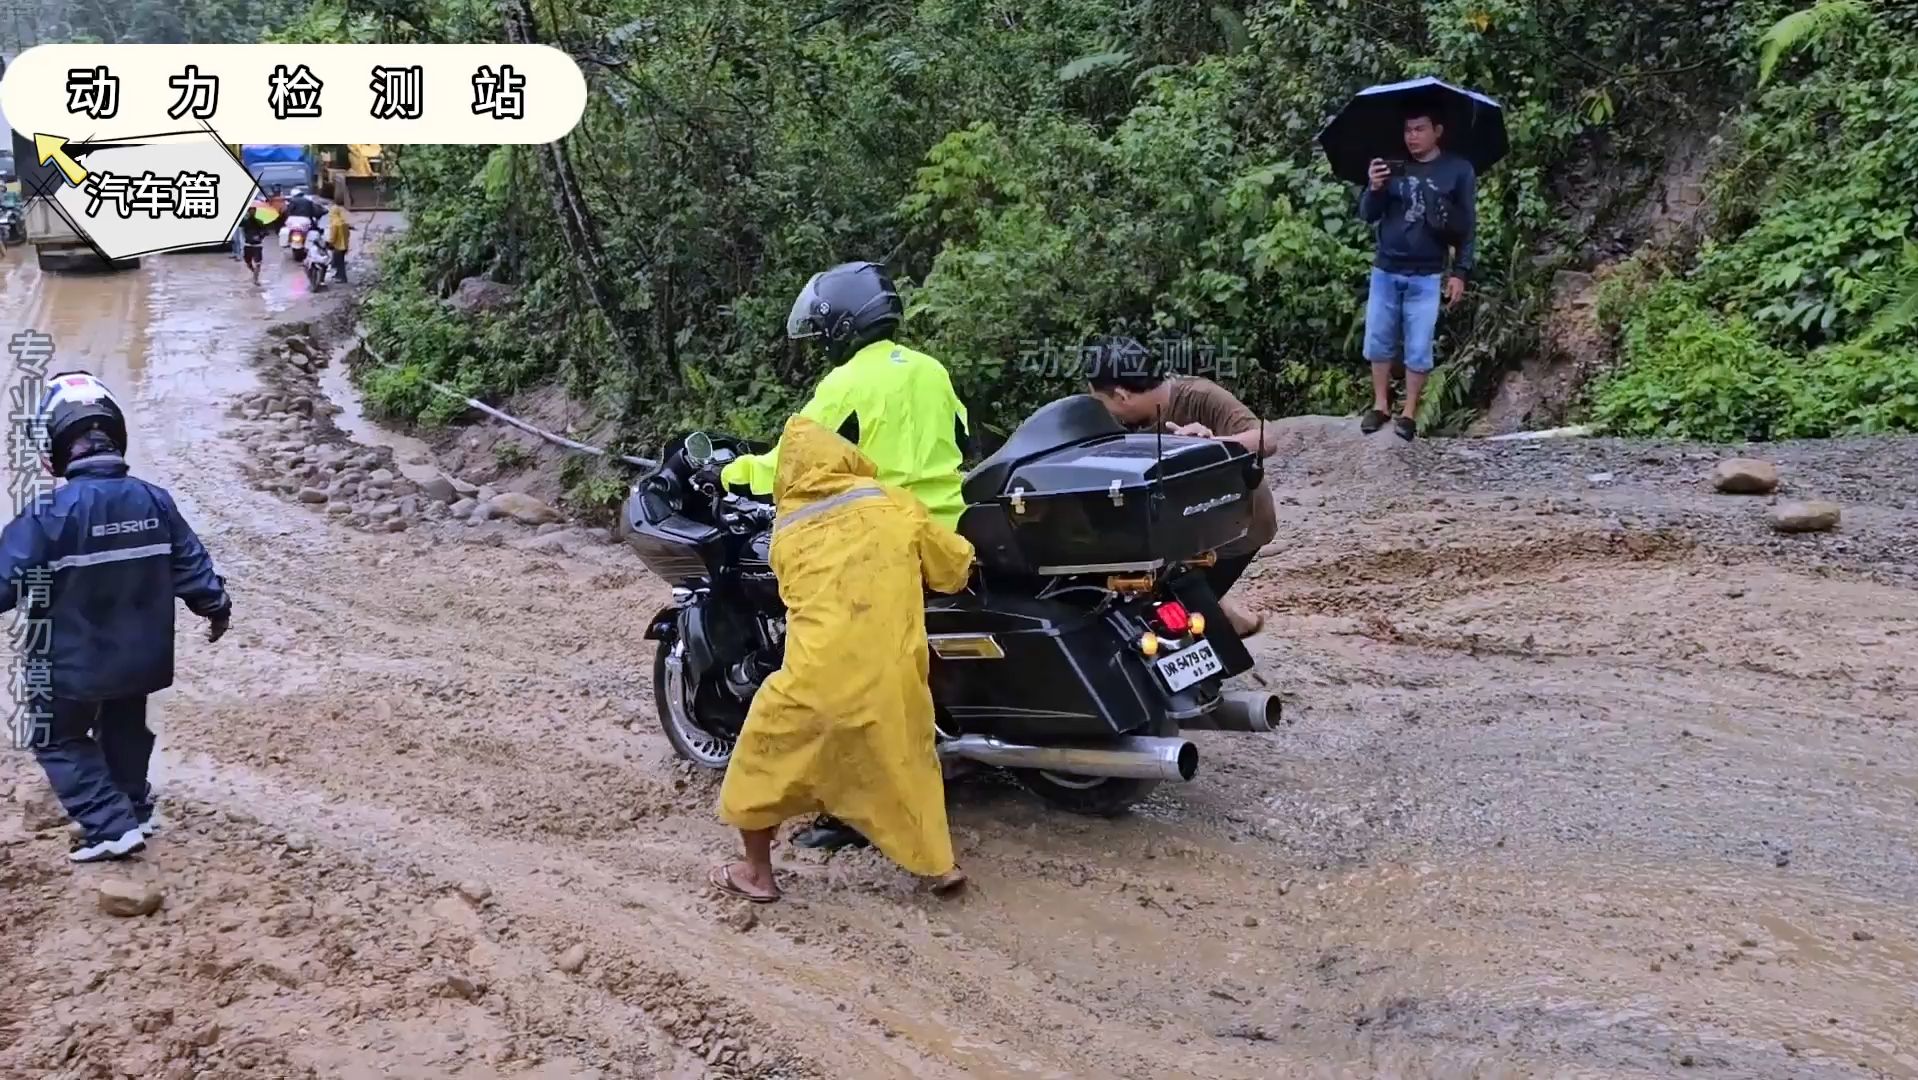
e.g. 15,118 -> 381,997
623,395 -> 1281,816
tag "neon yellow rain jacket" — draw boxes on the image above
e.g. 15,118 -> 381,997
718,339 -> 969,529
717,416 -> 976,876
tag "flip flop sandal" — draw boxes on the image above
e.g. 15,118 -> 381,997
709,863 -> 781,904
928,868 -> 969,897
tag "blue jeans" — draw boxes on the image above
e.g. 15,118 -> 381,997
35,696 -> 153,841
1363,268 -> 1442,373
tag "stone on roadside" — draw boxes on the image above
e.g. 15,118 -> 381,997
1713,458 -> 1779,495
1769,500 -> 1841,534
97,880 -> 165,918
422,476 -> 457,504
555,943 -> 589,974
283,832 -> 312,853
368,468 -> 396,486
296,487 -> 328,504
486,492 -> 561,526
449,498 -> 478,520
439,973 -> 486,1001
20,789 -> 69,832
450,477 -> 480,498
457,880 -> 492,906
537,522 -> 566,536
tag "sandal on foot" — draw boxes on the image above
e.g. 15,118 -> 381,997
928,867 -> 969,897
708,863 -> 781,904
1360,409 -> 1389,435
1394,416 -> 1418,441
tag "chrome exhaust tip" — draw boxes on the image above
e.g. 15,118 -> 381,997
1180,690 -> 1281,733
938,734 -> 1199,782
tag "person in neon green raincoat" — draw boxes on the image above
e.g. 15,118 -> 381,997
720,261 -> 969,531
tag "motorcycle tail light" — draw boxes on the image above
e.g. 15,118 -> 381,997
1155,601 -> 1191,635
1189,612 -> 1207,637
1139,632 -> 1161,658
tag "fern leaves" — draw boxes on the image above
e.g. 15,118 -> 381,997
1757,0 -> 1869,86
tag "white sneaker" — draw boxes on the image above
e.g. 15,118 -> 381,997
69,828 -> 147,863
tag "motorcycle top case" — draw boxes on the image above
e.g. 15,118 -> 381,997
959,395 -> 1259,576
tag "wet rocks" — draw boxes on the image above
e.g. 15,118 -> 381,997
1713,458 -> 1778,495
447,277 -> 518,315
20,788 -> 69,832
486,492 -> 561,526
555,943 -> 590,973
1769,500 -> 1841,534
97,880 -> 165,918
438,973 -> 486,1001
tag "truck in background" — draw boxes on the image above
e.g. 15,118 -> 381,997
240,143 -> 318,196
322,144 -> 398,210
23,196 -> 139,271
9,130 -> 137,271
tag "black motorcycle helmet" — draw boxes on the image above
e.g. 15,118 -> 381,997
785,261 -> 903,361
38,370 -> 128,476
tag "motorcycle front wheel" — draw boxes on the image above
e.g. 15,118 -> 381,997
652,638 -> 736,771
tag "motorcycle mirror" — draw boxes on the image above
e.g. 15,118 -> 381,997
685,431 -> 716,465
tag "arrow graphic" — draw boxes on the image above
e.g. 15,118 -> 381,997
33,129 -> 215,188
34,134 -> 88,185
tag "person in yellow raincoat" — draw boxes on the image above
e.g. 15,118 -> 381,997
710,415 -> 976,903
325,204 -> 353,283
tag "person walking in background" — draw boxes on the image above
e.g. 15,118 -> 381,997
0,373 -> 232,862
238,197 -> 281,285
326,203 -> 353,283
1357,105 -> 1477,441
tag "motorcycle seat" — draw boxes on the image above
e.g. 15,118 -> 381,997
961,394 -> 1123,505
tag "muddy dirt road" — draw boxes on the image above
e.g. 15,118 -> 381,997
1,245 -> 1915,1079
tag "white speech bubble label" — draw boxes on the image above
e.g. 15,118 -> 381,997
0,44 -> 586,145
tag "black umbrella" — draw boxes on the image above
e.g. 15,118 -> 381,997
1316,76 -> 1507,186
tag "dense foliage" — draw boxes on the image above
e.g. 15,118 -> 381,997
328,0 -> 1773,497
1591,0 -> 1918,441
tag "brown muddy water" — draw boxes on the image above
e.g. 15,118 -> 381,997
1,235 -> 1915,1079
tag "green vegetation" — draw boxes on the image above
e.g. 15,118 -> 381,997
328,0 -> 1785,450
1591,0 -> 1918,440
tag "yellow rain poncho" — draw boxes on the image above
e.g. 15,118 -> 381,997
717,416 -> 976,875
718,339 -> 970,530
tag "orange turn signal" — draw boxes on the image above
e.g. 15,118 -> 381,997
1139,632 -> 1161,657
1189,613 -> 1207,637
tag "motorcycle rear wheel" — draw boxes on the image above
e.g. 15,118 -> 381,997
1014,771 -> 1159,817
652,638 -> 736,772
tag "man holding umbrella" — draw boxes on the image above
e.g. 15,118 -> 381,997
1319,78 -> 1503,441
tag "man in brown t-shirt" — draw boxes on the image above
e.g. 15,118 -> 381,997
1085,344 -> 1278,637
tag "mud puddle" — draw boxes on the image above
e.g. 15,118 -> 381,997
4,240 -> 1917,1079
317,336 -> 442,484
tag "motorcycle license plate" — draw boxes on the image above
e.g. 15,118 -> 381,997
1154,640 -> 1223,692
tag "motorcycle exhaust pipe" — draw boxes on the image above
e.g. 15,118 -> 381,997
1181,690 -> 1281,733
1216,690 -> 1281,733
939,734 -> 1198,782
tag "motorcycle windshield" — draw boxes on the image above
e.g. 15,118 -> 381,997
785,272 -> 826,340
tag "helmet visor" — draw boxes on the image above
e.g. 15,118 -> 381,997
785,273 -> 826,340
